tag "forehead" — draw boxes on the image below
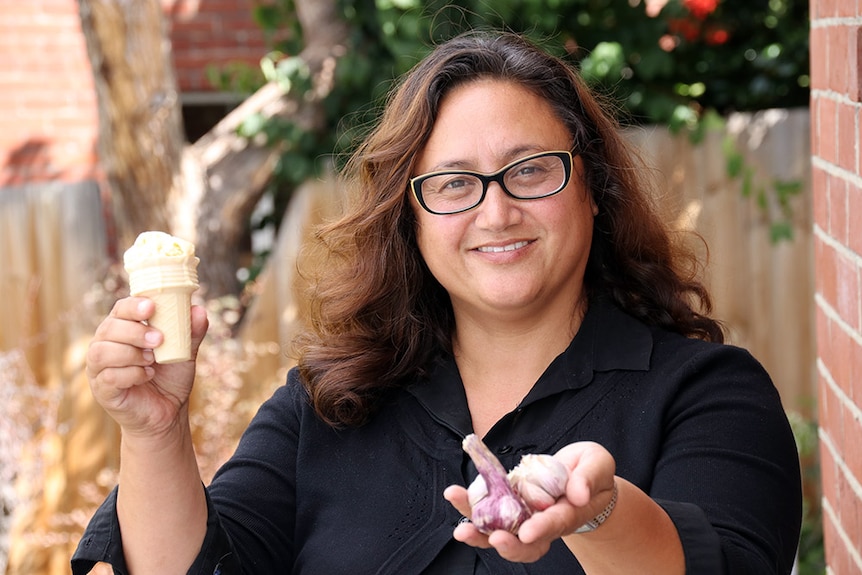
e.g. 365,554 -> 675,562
415,79 -> 571,174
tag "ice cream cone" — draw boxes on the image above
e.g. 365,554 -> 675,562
123,232 -> 200,364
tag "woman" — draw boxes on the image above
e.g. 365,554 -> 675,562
73,31 -> 802,574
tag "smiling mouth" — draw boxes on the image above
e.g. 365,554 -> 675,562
476,240 -> 530,253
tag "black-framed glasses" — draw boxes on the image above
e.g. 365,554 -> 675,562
410,150 -> 574,215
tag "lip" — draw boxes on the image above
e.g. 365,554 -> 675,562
475,240 -> 532,253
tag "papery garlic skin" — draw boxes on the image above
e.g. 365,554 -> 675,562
462,434 -> 531,534
466,474 -> 488,507
508,453 -> 568,511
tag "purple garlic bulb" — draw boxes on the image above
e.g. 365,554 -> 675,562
508,453 -> 568,511
462,434 -> 532,534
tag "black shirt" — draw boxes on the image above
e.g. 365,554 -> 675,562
72,300 -> 802,574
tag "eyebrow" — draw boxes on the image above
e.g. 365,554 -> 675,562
423,145 -> 549,173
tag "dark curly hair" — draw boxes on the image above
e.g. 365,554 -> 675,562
294,30 -> 724,427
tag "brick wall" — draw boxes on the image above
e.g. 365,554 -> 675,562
164,0 -> 269,94
0,0 -> 267,185
0,0 -> 99,185
810,3 -> 862,574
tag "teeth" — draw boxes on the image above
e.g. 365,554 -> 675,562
477,240 -> 529,253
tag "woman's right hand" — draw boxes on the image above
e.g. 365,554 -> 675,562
86,296 -> 209,439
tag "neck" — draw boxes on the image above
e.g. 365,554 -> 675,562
452,297 -> 588,436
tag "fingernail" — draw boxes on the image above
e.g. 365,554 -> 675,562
144,331 -> 161,346
142,349 -> 155,363
144,366 -> 155,379
137,300 -> 150,314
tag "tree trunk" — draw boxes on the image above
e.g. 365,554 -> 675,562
191,0 -> 351,298
78,0 -> 185,250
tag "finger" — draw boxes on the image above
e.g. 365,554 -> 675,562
88,339 -> 156,381
452,521 -> 493,549
516,500 -> 579,544
189,305 -> 209,354
94,364 -> 156,393
553,442 -> 615,506
489,530 -> 550,563
109,297 -> 156,322
92,315 -> 162,356
87,325 -> 159,376
443,485 -> 472,517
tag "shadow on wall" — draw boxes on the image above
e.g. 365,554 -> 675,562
1,139 -> 59,187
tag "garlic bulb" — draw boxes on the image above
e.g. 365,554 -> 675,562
461,434 -> 531,534
508,453 -> 568,511
460,435 -> 571,535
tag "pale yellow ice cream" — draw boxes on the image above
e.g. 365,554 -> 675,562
123,231 -> 200,364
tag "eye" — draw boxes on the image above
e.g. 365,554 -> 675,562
424,174 -> 480,197
441,177 -> 472,191
509,160 -> 551,182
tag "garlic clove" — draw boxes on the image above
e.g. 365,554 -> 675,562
508,453 -> 568,511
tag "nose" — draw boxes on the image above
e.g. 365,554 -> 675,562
474,181 -> 521,230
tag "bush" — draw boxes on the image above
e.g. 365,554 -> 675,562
227,0 -> 808,198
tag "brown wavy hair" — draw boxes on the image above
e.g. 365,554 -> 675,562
294,30 -> 724,427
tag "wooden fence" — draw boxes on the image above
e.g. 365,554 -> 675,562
0,108 -> 814,575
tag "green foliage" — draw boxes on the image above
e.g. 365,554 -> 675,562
720,127 -> 804,242
788,410 -> 826,575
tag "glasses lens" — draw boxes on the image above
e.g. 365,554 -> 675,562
419,174 -> 483,214
503,154 -> 567,199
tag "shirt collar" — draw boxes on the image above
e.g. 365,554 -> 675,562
406,298 -> 654,435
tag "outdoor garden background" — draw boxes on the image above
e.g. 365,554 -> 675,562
1,1 -> 855,574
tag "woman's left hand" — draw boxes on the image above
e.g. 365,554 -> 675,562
443,441 -> 617,563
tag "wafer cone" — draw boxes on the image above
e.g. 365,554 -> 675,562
134,284 -> 195,364
124,232 -> 200,364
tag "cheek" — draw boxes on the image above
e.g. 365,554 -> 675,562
413,214 -> 463,271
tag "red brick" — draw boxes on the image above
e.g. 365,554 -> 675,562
836,253 -> 861,331
838,102 -> 859,172
830,26 -> 850,93
833,323 -> 854,398
821,370 -> 846,451
830,174 -> 849,244
847,330 -> 862,402
818,97 -> 838,164
809,28 -> 829,90
854,27 -> 862,102
813,166 -> 830,231
815,235 -> 838,312
849,183 -> 862,256
819,429 -> 837,495
822,510 -> 847,575
843,397 -> 862,462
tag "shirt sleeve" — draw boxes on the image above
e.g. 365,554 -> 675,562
649,342 -> 802,574
70,485 -> 241,575
70,377 -> 304,575
655,499 -> 725,574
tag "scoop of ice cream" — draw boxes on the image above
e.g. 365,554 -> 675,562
124,231 -> 199,295
124,231 -> 196,266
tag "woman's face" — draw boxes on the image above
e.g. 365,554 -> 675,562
411,79 -> 597,324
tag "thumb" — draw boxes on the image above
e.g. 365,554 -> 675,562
190,304 -> 209,354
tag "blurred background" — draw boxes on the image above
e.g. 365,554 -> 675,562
0,1 -> 823,574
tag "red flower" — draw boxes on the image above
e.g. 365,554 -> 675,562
683,0 -> 719,20
705,27 -> 730,45
668,17 -> 701,42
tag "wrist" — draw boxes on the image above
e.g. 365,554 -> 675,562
574,480 -> 618,534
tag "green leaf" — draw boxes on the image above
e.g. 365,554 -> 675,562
770,221 -> 794,242
237,113 -> 268,139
